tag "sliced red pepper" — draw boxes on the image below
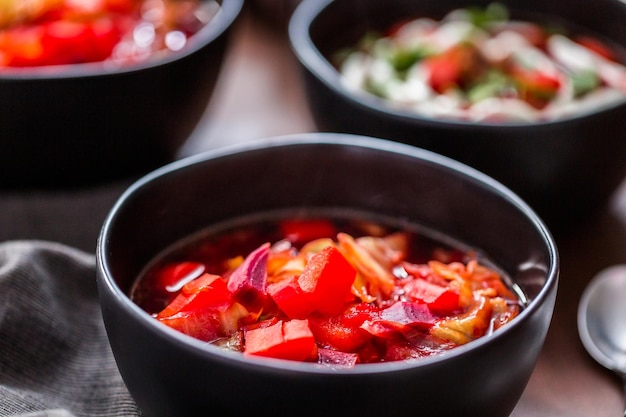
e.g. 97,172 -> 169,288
308,304 -> 376,352
279,219 -> 337,245
267,275 -> 315,319
403,278 -> 460,315
157,274 -> 231,318
244,319 -> 318,361
298,245 -> 357,316
156,274 -> 236,341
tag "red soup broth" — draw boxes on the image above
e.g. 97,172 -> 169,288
130,210 -> 527,367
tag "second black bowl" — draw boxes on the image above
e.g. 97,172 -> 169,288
289,0 -> 626,229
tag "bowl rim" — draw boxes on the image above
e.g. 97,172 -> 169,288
0,0 -> 244,80
97,132 -> 559,375
288,0 -> 626,128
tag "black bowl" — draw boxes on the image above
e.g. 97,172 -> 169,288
97,133 -> 558,417
0,0 -> 243,189
288,0 -> 626,229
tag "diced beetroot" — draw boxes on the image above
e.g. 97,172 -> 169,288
227,243 -> 270,311
380,301 -> 437,328
361,301 -> 437,339
298,246 -> 357,316
383,340 -> 428,362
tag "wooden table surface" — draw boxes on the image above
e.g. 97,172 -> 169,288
2,6 -> 626,416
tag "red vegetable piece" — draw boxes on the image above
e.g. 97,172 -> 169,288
41,20 -> 94,65
318,348 -> 359,368
308,304 -> 377,352
0,26 -> 46,67
381,301 -> 437,328
404,278 -> 460,314
423,46 -> 466,93
267,275 -> 315,319
280,219 -> 337,245
298,246 -> 357,316
88,17 -> 125,62
156,261 -> 206,293
105,0 -> 138,13
362,302 -> 437,339
156,274 -> 233,341
575,35 -> 616,61
227,242 -> 270,297
510,66 -> 561,107
157,274 -> 231,318
244,319 -> 318,361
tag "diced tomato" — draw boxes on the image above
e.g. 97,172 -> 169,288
575,35 -> 616,61
403,278 -> 460,314
510,66 -> 561,107
423,44 -> 478,93
244,319 -> 318,361
424,53 -> 462,93
298,246 -> 357,316
280,219 -> 337,245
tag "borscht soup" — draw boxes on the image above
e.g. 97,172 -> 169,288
0,0 -> 221,68
130,209 -> 527,367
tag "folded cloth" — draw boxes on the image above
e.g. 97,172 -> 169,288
0,241 -> 141,417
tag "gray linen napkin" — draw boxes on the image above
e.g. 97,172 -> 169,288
0,241 -> 141,417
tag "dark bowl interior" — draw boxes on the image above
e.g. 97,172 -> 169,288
289,0 -> 626,230
0,0 -> 243,189
97,133 -> 558,417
